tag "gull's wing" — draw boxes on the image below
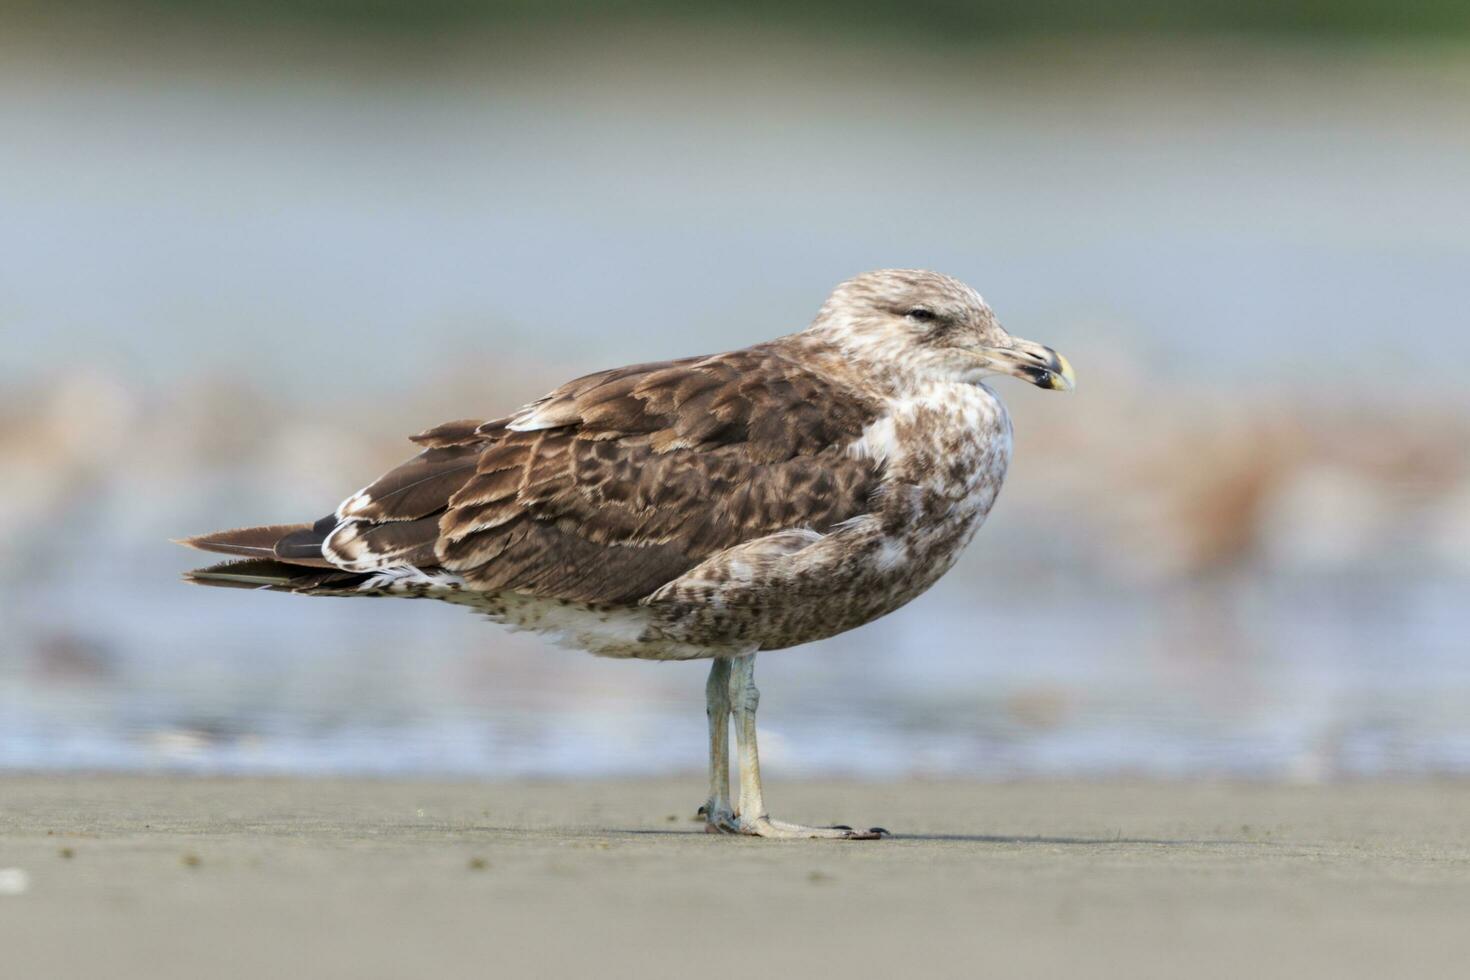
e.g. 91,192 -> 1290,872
301,344 -> 884,603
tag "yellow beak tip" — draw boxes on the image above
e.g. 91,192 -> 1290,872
1049,352 -> 1076,391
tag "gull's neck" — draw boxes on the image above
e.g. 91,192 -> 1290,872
775,323 -> 936,401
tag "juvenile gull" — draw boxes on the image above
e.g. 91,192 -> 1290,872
179,269 -> 1074,839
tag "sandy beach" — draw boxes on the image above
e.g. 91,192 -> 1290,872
2,776 -> 1467,978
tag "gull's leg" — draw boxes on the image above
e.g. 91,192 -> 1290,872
700,657 -> 739,833
727,653 -> 887,840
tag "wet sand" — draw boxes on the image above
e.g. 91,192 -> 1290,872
2,776 -> 1468,978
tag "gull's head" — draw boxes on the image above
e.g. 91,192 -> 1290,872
811,269 -> 1074,392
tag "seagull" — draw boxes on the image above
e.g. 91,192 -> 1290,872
179,269 -> 1074,839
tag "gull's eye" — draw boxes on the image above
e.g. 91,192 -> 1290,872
906,308 -> 937,323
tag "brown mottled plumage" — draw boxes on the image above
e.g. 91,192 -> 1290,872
179,269 -> 1074,839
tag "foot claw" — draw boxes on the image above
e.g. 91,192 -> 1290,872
701,803 -> 741,835
844,827 -> 887,841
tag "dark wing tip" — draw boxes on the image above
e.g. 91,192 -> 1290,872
182,557 -> 298,590
182,557 -> 367,593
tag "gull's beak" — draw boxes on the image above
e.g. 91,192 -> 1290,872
1038,349 -> 1076,391
980,339 -> 1076,392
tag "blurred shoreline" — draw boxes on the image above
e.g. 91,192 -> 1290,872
3,361 -> 1467,781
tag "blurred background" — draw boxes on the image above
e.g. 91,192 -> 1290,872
2,0 -> 1467,783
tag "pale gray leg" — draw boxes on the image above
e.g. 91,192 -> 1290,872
722,653 -> 887,840
700,658 -> 739,833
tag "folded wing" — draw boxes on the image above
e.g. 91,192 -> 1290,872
190,344 -> 885,605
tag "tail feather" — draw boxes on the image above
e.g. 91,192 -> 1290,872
177,518 -> 455,596
183,557 -> 367,593
273,525 -> 335,562
176,521 -> 335,568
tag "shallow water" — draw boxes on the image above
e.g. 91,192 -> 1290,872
5,549 -> 1467,780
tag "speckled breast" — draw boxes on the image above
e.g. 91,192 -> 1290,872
651,382 -> 1014,652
